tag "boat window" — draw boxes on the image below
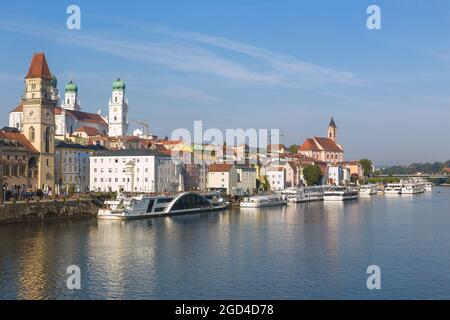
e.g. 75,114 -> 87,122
146,200 -> 154,213
157,198 -> 174,203
172,194 -> 211,211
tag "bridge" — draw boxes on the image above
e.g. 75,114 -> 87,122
377,174 -> 449,184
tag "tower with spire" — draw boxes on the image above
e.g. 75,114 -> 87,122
328,117 -> 337,142
108,78 -> 129,137
21,52 -> 56,190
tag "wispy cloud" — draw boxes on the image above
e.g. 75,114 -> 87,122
0,20 -> 357,89
157,85 -> 218,102
145,26 -> 358,85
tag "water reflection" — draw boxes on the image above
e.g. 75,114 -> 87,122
1,188 -> 449,299
88,220 -> 158,299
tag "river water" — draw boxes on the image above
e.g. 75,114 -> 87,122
1,187 -> 450,300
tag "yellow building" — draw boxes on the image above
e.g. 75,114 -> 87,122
21,53 -> 57,191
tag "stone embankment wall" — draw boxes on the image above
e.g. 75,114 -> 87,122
0,199 -> 101,224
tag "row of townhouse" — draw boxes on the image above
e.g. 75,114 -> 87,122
206,163 -> 257,195
261,158 -> 364,190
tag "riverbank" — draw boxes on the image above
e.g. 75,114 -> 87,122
0,199 -> 101,224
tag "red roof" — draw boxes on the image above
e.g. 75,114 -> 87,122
55,108 -> 107,125
74,126 -> 100,136
25,53 -> 52,80
208,163 -> 233,172
313,137 -> 343,152
10,104 -> 23,113
1,132 -> 38,153
298,138 -> 321,151
299,137 -> 343,153
267,167 -> 284,172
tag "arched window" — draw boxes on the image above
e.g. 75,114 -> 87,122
29,127 -> 35,142
115,96 -> 118,102
45,127 -> 52,153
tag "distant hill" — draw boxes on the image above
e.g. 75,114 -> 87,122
379,160 -> 450,175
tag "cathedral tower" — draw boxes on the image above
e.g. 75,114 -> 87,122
328,117 -> 337,142
21,52 -> 56,190
62,80 -> 80,110
108,78 -> 129,137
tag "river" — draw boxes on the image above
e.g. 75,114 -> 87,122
1,187 -> 450,299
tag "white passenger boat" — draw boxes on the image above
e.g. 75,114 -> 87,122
359,184 -> 378,196
323,188 -> 359,201
425,182 -> 433,191
281,186 -> 325,203
384,183 -> 403,195
240,194 -> 287,208
97,192 -> 229,220
401,181 -> 425,194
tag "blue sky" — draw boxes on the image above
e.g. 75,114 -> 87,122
1,0 -> 450,165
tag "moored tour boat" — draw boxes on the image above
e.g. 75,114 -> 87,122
359,184 -> 378,196
384,183 -> 403,195
98,192 -> 229,220
240,194 -> 288,208
401,181 -> 425,194
323,187 -> 359,201
281,186 -> 325,203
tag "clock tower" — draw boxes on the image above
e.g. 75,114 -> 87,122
21,52 -> 57,191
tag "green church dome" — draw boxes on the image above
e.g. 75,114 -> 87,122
51,73 -> 58,88
65,80 -> 78,93
112,77 -> 125,90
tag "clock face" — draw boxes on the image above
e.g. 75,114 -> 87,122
27,110 -> 38,122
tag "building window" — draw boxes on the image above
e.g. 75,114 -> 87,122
45,127 -> 52,153
29,127 -> 35,142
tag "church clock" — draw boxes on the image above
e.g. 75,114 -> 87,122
26,109 -> 39,122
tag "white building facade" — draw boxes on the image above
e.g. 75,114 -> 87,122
90,149 -> 177,193
207,164 -> 238,194
266,168 -> 286,191
327,165 -> 350,186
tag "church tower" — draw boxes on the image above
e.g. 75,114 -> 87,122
62,80 -> 81,110
108,78 -> 129,137
328,117 -> 337,142
21,52 -> 56,190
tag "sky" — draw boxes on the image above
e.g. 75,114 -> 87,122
0,0 -> 450,166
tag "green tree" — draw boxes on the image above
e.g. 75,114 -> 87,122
288,144 -> 299,153
302,165 -> 323,186
359,159 -> 373,177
